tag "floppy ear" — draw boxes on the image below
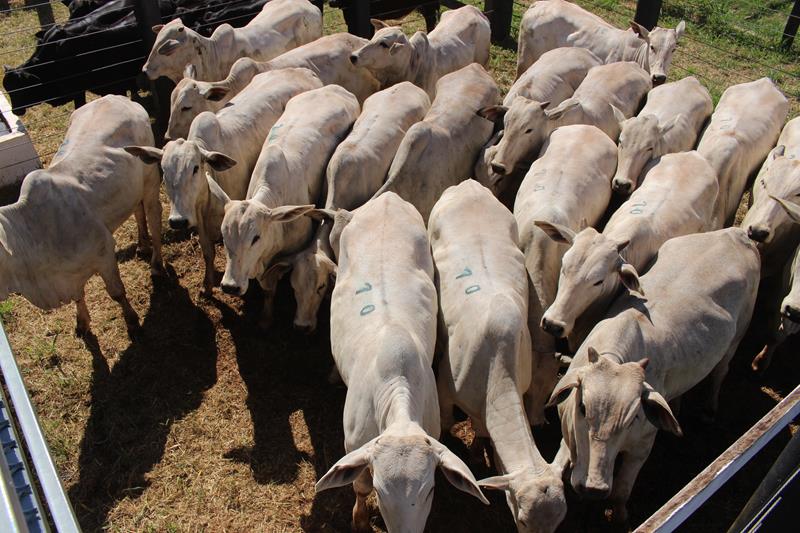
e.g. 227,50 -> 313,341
675,20 -> 686,40
315,440 -> 375,493
616,239 -> 630,253
547,373 -> 580,408
319,253 -> 338,278
124,146 -> 163,165
183,63 -> 197,80
200,149 -> 237,171
477,105 -> 508,124
619,263 -> 643,295
477,473 -> 513,492
642,384 -> 682,436
630,20 -> 650,41
611,104 -> 627,126
152,24 -> 164,33
264,259 -> 293,281
544,98 -> 580,121
660,113 -> 683,135
202,85 -> 229,102
157,39 -> 181,56
206,173 -> 232,204
772,195 -> 800,224
534,220 -> 576,245
370,18 -> 389,31
269,204 -> 316,223
305,208 -> 338,222
772,145 -> 786,160
432,440 -> 490,505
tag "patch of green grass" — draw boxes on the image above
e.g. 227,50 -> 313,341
0,299 -> 14,324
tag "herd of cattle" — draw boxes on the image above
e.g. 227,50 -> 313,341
2,0 -> 800,531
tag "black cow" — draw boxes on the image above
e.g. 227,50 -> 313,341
2,0 -> 271,115
333,0 -> 440,37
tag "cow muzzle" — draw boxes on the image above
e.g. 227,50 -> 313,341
169,216 -> 190,231
541,317 -> 566,338
611,178 -> 633,195
746,225 -> 770,243
220,281 -> 244,296
651,73 -> 667,85
293,321 -> 316,335
782,304 -> 800,323
490,160 -> 509,175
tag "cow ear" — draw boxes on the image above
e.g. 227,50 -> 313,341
547,373 -> 580,408
771,195 -> 800,224
152,24 -> 164,34
538,100 -> 551,110
642,384 -> 682,436
305,208 -> 337,221
630,20 -> 650,41
477,105 -> 508,124
183,63 -> 197,80
534,220 -> 576,245
269,204 -> 316,223
675,20 -> 686,40
773,145 -> 786,160
201,149 -> 237,171
389,42 -> 406,55
611,104 -> 627,126
477,473 -> 513,492
544,98 -> 580,121
660,113 -> 682,135
616,239 -> 630,253
202,86 -> 229,102
619,263 -> 643,295
370,18 -> 389,31
124,146 -> 163,165
206,173 -> 231,204
315,440 -> 375,492
264,259 -> 293,281
587,346 -> 600,364
432,439 -> 490,505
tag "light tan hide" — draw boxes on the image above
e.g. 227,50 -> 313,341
540,151 -> 718,345
315,192 -> 488,533
143,0 -> 322,83
219,85 -> 360,327
277,82 -> 431,332
167,33 -> 379,139
613,76 -> 712,195
514,125 -> 617,425
350,5 -> 491,98
127,68 -> 323,295
374,63 -> 499,222
430,180 -> 567,533
517,0 -> 685,83
550,228 -> 759,525
697,77 -> 788,227
0,95 -> 162,336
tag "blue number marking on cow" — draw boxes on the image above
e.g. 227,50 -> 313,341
465,285 -> 481,294
356,282 -> 372,294
360,304 -> 375,316
630,200 -> 648,215
268,123 -> 283,142
455,267 -> 472,279
533,184 -> 545,191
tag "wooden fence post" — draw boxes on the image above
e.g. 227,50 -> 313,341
0,0 -> 10,14
634,0 -> 662,30
782,0 -> 800,51
133,0 -> 171,146
485,0 -> 513,43
24,0 -> 55,28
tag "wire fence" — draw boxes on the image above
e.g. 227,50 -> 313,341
1,0 -> 799,175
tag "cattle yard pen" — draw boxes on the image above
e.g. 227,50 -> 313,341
0,0 -> 799,531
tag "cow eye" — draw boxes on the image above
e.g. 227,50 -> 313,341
524,128 -> 533,134
181,106 -> 192,111
192,165 -> 199,174
316,284 -> 325,294
251,235 -> 260,246
650,45 -> 655,51
380,42 -> 389,49
593,279 -> 603,286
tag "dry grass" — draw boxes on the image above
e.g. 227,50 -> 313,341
1,1 -> 800,532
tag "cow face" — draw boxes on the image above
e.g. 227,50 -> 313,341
316,432 -> 488,533
350,24 -> 412,71
743,147 -> 800,245
613,114 -> 674,195
160,140 -> 236,230
537,225 -> 641,339
549,350 -> 681,499
143,20 -> 194,82
2,66 -> 45,116
479,468 -> 567,533
631,21 -> 685,85
220,202 -> 315,296
167,77 -> 222,141
287,244 -> 336,333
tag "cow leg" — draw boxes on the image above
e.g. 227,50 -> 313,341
436,361 -> 456,432
73,92 -> 86,109
352,468 -> 373,533
75,290 -> 91,337
421,4 -> 438,32
257,276 -> 279,330
609,442 -> 653,525
526,347 -> 560,426
98,242 -> 140,338
198,227 -> 216,297
134,202 -> 151,254
142,172 -> 164,275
